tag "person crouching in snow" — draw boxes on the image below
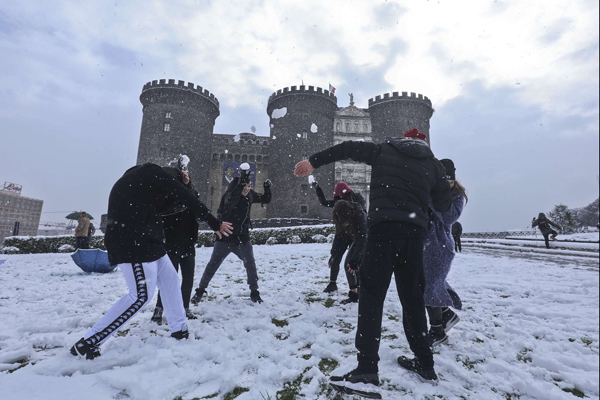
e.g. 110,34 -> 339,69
312,180 -> 366,294
331,200 -> 367,304
70,163 -> 232,360
423,159 -> 467,348
191,163 -> 272,305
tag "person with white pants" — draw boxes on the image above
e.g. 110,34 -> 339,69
70,163 -> 232,359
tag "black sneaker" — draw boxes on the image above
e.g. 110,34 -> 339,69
324,281 -> 338,293
151,307 -> 163,325
397,356 -> 438,383
441,309 -> 460,333
428,326 -> 449,348
185,308 -> 198,320
341,290 -> 359,304
330,368 -> 379,386
171,327 -> 189,340
251,290 -> 263,303
191,288 -> 206,305
70,338 -> 101,360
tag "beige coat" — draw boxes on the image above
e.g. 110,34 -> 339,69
75,216 -> 90,237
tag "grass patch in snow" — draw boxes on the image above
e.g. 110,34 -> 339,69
324,298 -> 335,308
222,387 -> 250,400
318,358 -> 339,374
562,388 -> 585,398
7,357 -> 29,373
272,318 -> 289,327
276,367 -> 311,399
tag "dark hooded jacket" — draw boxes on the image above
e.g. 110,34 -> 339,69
104,163 -> 220,266
532,213 -> 561,236
217,177 -> 272,245
160,167 -> 200,259
309,138 -> 452,232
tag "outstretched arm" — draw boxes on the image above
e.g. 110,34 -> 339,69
315,185 -> 335,207
294,141 -> 379,176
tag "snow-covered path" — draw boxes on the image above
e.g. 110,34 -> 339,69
0,244 -> 598,400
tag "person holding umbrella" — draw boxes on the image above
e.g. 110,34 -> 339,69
74,212 -> 91,249
69,163 -> 232,360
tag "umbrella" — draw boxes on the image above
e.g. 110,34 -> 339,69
66,211 -> 94,220
71,249 -> 116,273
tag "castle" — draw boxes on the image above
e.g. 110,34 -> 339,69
136,79 -> 434,219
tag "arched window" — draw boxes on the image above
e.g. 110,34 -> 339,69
346,122 -> 350,132
234,154 -> 241,162
220,153 -> 226,161
241,154 -> 248,162
256,155 -> 262,163
249,155 -> 255,162
227,153 -> 233,161
212,153 -> 219,161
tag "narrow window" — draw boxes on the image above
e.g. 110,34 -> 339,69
165,111 -> 172,119
164,123 -> 170,132
302,155 -> 308,161
301,184 -> 308,196
300,205 -> 308,214
302,132 -> 308,139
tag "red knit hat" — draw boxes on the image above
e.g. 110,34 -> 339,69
404,128 -> 427,141
333,182 -> 352,197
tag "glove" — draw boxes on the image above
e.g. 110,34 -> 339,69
346,259 -> 359,273
263,179 -> 272,190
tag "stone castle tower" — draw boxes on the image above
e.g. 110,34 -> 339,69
137,79 -> 435,220
137,79 -> 220,202
266,86 -> 338,219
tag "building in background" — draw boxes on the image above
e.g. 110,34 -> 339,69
136,79 -> 434,219
0,182 -> 43,244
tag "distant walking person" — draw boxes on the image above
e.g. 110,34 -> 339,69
191,163 -> 272,305
295,128 -> 452,388
532,212 -> 561,249
452,222 -> 463,252
331,199 -> 368,304
75,212 -> 90,249
312,179 -> 366,294
151,156 -> 202,325
70,163 -> 232,360
423,159 -> 468,348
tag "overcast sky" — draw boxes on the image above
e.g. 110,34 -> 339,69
0,0 -> 598,232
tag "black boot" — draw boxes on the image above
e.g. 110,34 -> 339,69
190,288 -> 206,305
171,326 -> 189,340
397,356 -> 438,383
185,308 -> 198,320
341,290 -> 359,304
330,367 -> 379,386
428,325 -> 449,348
251,290 -> 263,303
441,308 -> 460,333
151,307 -> 163,325
70,338 -> 101,360
324,281 -> 338,293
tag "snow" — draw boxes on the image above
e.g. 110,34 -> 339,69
270,108 -> 287,119
308,175 -> 315,185
0,244 -> 598,400
311,123 -> 318,133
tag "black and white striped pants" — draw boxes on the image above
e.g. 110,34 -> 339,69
83,254 -> 187,347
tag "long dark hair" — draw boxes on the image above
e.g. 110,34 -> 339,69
163,166 -> 197,195
332,200 -> 359,237
453,179 -> 468,204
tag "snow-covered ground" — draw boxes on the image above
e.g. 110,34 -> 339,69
0,244 -> 598,400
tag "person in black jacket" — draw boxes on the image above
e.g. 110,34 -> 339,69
295,128 -> 452,387
451,221 -> 463,252
331,200 -> 367,304
70,163 -> 232,360
312,180 -> 366,293
151,163 -> 202,325
191,164 -> 272,304
531,212 -> 561,249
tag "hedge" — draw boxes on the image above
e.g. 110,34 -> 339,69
2,225 -> 336,254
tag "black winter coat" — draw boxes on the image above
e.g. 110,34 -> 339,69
309,138 -> 452,230
451,221 -> 463,237
104,163 -> 219,266
532,213 -> 561,236
315,185 -> 367,211
217,178 -> 272,244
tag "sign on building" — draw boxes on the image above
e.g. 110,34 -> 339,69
2,182 -> 22,194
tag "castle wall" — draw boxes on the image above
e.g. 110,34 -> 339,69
137,79 -> 220,203
266,86 -> 338,219
368,92 -> 434,145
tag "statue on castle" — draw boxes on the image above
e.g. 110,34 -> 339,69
348,93 -> 354,106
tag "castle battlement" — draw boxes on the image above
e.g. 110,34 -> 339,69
368,92 -> 432,108
141,79 -> 220,108
267,85 -> 337,106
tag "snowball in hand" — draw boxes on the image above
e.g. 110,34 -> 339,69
308,175 -> 315,184
240,162 -> 250,171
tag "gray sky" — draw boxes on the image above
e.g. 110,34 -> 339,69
0,0 -> 598,232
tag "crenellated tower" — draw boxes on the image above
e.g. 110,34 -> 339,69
137,79 -> 220,202
266,85 -> 338,219
368,92 -> 434,145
